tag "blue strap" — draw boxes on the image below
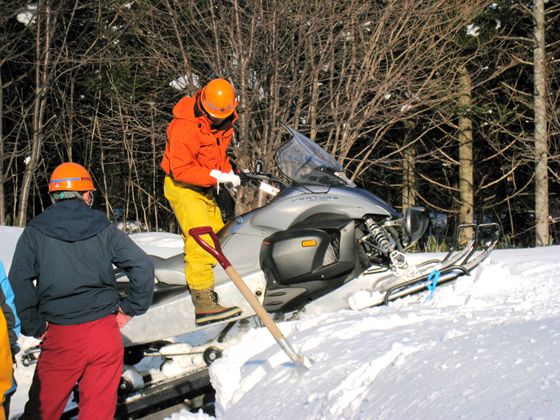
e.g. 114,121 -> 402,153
425,269 -> 440,301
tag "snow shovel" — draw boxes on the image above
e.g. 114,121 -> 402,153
189,226 -> 312,369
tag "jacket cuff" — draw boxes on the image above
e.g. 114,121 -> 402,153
119,300 -> 133,316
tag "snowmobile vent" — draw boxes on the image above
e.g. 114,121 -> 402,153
322,234 -> 340,266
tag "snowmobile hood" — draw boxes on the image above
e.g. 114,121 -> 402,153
29,199 -> 110,242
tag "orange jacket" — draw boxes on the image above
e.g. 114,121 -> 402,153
0,309 -> 12,415
161,91 -> 238,187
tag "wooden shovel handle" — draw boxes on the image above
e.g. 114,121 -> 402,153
188,226 -> 286,342
224,265 -> 286,341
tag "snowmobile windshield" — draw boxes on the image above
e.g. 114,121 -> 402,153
274,127 -> 355,187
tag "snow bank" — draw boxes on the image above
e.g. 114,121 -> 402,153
171,246 -> 560,419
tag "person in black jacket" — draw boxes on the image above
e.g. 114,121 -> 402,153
9,162 -> 154,420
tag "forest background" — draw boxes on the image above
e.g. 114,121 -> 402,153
1,0 -> 559,249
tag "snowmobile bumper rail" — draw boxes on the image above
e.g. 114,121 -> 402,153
382,222 -> 501,304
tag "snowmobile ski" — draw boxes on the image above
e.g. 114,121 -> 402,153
378,222 -> 501,304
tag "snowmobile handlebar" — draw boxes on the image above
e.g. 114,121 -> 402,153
240,171 -> 288,189
188,227 -> 231,269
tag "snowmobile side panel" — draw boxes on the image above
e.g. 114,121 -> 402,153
260,217 -> 357,286
263,229 -> 333,281
260,217 -> 363,312
119,270 -> 266,347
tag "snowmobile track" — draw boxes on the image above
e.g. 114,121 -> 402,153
61,368 -> 212,419
116,368 -> 213,418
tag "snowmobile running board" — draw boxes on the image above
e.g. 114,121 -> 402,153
374,223 -> 501,305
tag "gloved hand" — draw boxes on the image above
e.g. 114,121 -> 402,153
210,170 -> 241,187
237,170 -> 251,186
116,307 -> 132,329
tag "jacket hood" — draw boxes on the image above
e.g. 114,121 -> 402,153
172,93 -> 198,121
29,199 -> 110,242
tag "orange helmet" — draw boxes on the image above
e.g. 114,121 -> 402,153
49,162 -> 96,193
200,78 -> 238,119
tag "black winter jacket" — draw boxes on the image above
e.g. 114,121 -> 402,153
9,199 -> 154,338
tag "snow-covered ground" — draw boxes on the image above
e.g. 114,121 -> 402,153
2,227 -> 559,419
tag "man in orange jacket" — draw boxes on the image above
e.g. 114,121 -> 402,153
161,78 -> 243,326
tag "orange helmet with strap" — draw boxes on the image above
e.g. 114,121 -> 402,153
49,162 -> 96,192
200,78 -> 238,119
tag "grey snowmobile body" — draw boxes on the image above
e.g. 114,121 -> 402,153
119,127 -> 500,347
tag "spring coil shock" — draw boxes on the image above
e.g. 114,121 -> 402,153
365,218 -> 394,254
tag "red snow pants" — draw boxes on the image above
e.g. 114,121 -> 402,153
23,314 -> 124,420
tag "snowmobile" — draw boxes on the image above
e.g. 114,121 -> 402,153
117,126 -> 500,347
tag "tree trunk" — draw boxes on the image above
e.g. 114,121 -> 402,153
0,72 -> 5,225
533,0 -> 549,247
458,64 -> 474,240
17,1 -> 52,227
402,120 -> 417,212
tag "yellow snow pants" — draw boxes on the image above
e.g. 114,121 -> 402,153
0,311 -> 13,420
164,176 -> 224,290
